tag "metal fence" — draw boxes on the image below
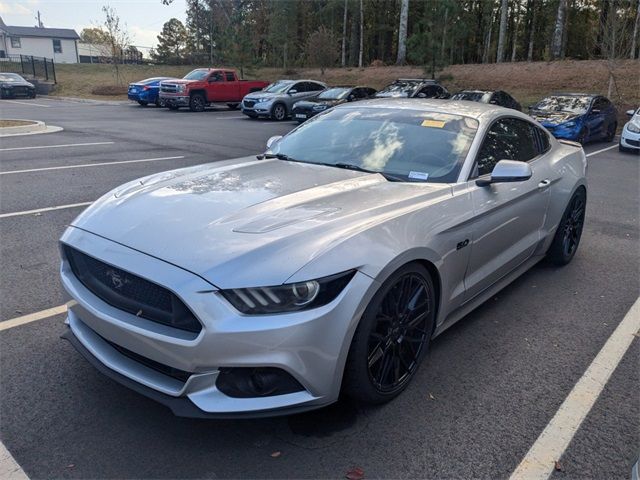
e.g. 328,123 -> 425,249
0,54 -> 56,83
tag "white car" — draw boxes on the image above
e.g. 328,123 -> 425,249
619,108 -> 640,153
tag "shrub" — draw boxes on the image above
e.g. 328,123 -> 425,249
370,59 -> 385,68
91,85 -> 127,95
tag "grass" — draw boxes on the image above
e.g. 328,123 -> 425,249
52,59 -> 639,119
0,119 -> 37,127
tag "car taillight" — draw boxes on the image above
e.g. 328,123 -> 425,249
143,86 -> 150,91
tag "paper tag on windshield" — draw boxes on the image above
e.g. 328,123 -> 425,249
409,171 -> 429,181
421,119 -> 445,128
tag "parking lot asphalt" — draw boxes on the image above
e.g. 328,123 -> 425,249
0,97 -> 638,479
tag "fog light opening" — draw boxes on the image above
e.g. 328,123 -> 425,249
216,367 -> 304,398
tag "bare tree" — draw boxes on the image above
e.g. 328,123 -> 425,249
527,0 -> 537,61
358,0 -> 363,67
341,0 -> 348,67
496,0 -> 508,62
396,0 -> 409,64
550,0 -> 567,59
305,27 -> 339,75
101,5 -> 131,84
631,0 -> 640,59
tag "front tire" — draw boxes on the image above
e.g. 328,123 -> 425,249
343,263 -> 436,404
271,103 -> 287,121
547,187 -> 586,266
189,93 -> 206,112
577,127 -> 588,145
605,122 -> 617,142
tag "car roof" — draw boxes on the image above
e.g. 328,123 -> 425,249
336,98 -> 521,120
550,92 -> 597,98
457,89 -> 494,94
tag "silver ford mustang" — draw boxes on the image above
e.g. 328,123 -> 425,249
60,99 -> 587,417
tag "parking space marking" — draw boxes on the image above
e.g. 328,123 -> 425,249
585,144 -> 617,157
0,304 -> 68,332
0,202 -> 92,219
0,141 -> 114,152
509,297 -> 640,480
2,99 -> 51,107
0,155 -> 185,175
0,441 -> 28,480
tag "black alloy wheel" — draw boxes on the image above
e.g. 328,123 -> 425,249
189,93 -> 206,112
271,103 -> 287,121
343,263 -> 436,404
547,188 -> 586,265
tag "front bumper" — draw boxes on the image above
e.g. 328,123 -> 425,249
620,126 -> 640,150
241,100 -> 272,118
59,226 -> 374,417
160,94 -> 190,107
542,123 -> 581,141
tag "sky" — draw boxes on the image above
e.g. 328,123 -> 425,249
0,0 -> 187,51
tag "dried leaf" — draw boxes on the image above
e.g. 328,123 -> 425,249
554,460 -> 564,472
136,309 -> 143,317
428,393 -> 435,400
66,464 -> 75,469
346,467 -> 365,480
270,451 -> 281,458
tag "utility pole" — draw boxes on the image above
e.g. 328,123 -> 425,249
35,11 -> 44,28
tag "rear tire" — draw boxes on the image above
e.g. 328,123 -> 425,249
155,97 -> 162,107
189,93 -> 206,112
343,263 -> 436,404
138,100 -> 148,106
547,187 -> 586,266
605,122 -> 617,142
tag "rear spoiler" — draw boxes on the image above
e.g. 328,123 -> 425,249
558,139 -> 583,148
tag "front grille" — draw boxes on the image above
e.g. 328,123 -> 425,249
64,245 -> 202,333
626,138 -> 640,147
11,86 -> 29,95
243,99 -> 256,108
106,338 -> 192,383
160,84 -> 178,93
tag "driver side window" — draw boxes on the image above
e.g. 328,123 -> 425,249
473,118 -> 539,178
209,72 -> 223,82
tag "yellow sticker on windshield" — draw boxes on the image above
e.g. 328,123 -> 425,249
421,119 -> 445,128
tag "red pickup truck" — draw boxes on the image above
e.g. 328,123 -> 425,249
159,69 -> 269,112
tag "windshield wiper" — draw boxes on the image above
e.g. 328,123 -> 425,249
329,163 -> 406,182
256,152 -> 301,162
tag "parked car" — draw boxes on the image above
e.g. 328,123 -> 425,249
450,89 -> 521,111
529,93 -> 617,144
241,79 -> 327,120
0,73 -> 36,99
619,107 -> 640,153
159,69 -> 269,112
60,99 -> 587,418
128,77 -> 175,107
375,78 -> 449,99
291,85 -> 377,123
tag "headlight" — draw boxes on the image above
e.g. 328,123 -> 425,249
563,120 -> 577,128
313,104 -> 328,111
256,97 -> 271,103
177,85 -> 185,92
627,123 -> 640,133
220,270 -> 356,314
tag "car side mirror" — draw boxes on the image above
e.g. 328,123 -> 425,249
347,95 -> 355,101
626,109 -> 635,117
476,160 -> 532,187
288,89 -> 297,94
266,135 -> 283,149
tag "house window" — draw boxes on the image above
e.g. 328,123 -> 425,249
53,39 -> 62,53
10,37 -> 21,48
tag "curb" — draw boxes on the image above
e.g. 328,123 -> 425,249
0,119 -> 63,137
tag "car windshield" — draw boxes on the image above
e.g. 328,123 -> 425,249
533,96 -> 591,114
183,70 -> 209,80
0,73 -> 24,82
452,91 -> 491,103
263,81 -> 294,93
318,88 -> 351,100
376,81 -> 419,97
270,108 -> 478,183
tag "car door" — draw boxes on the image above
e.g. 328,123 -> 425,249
585,97 -> 606,140
224,71 -> 239,101
206,71 -> 225,102
464,117 -> 554,300
304,81 -> 325,101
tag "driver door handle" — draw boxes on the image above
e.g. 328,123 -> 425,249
538,179 -> 551,189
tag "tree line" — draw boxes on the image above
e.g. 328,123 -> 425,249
122,1 -> 640,71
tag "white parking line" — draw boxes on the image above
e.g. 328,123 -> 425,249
2,99 -> 51,107
0,141 -> 114,152
585,144 -> 617,157
509,297 -> 640,480
0,304 -> 68,332
0,441 -> 28,480
0,202 -> 92,219
0,155 -> 185,175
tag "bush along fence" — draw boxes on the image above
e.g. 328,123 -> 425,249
0,54 -> 56,83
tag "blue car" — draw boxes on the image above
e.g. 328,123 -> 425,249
529,93 -> 617,144
128,77 -> 174,107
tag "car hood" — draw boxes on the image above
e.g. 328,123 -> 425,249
375,91 -> 410,98
70,158 -> 451,288
245,91 -> 285,101
530,110 -> 582,125
2,80 -> 34,87
296,99 -> 344,108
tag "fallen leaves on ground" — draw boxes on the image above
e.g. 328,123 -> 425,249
346,467 -> 365,480
270,451 -> 281,458
554,460 -> 564,472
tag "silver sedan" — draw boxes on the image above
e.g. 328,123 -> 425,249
60,99 -> 587,417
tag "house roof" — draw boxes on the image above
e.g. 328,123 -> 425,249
0,16 -> 79,40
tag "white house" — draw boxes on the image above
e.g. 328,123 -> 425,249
0,16 -> 79,63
